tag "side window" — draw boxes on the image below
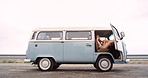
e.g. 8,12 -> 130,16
37,31 -> 63,40
66,31 -> 92,40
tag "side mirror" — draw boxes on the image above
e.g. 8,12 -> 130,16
120,32 -> 125,40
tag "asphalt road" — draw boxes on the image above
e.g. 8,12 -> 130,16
0,63 -> 148,78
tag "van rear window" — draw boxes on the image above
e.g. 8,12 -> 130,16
66,31 -> 92,40
37,31 -> 63,40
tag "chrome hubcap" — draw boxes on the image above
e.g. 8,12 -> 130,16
101,60 -> 109,68
42,60 -> 49,68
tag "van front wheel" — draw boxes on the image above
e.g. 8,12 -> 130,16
38,58 -> 54,71
95,56 -> 113,72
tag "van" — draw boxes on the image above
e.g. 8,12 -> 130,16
25,24 -> 127,72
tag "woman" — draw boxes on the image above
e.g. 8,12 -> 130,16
96,35 -> 114,51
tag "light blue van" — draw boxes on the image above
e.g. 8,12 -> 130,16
25,24 -> 127,72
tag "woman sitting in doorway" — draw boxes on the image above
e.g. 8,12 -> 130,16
96,35 -> 114,52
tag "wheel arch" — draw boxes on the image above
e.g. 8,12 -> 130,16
96,54 -> 114,63
34,56 -> 56,64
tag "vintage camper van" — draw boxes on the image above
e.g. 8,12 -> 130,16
25,24 -> 127,72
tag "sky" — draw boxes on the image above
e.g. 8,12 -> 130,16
0,0 -> 148,54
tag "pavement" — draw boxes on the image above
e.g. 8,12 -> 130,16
0,63 -> 148,78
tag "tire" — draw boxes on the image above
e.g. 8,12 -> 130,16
53,63 -> 60,69
95,56 -> 113,72
93,64 -> 97,68
38,58 -> 54,71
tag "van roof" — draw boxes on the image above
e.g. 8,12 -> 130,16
33,27 -> 112,31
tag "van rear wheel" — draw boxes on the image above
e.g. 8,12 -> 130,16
95,56 -> 113,72
38,58 -> 54,71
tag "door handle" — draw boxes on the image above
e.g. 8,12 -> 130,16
86,44 -> 92,47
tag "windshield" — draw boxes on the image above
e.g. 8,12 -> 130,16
109,34 -> 114,40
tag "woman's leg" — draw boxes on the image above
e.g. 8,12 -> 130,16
103,40 -> 114,48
